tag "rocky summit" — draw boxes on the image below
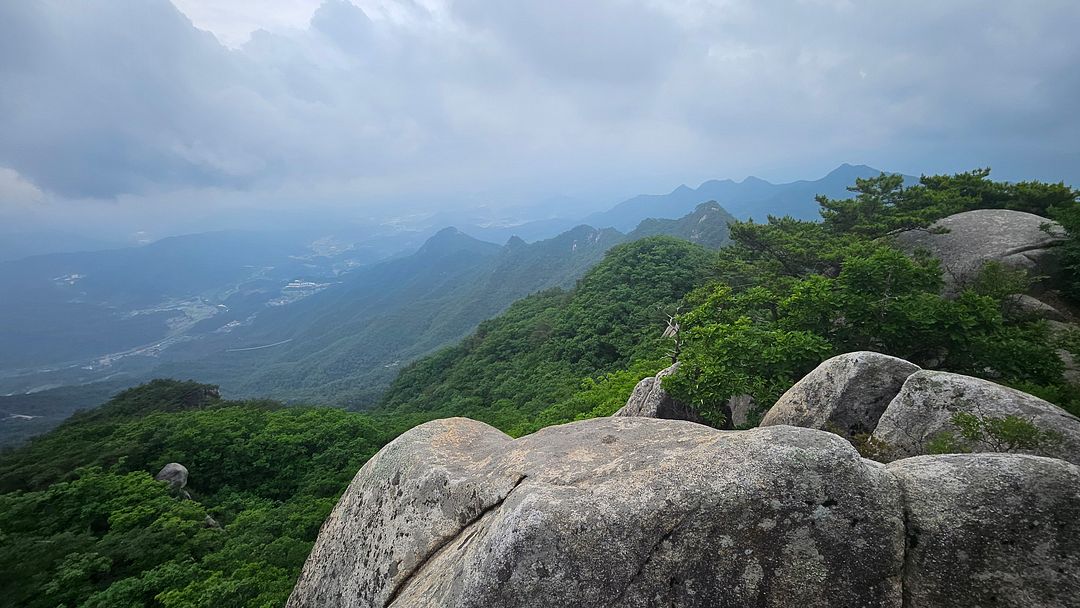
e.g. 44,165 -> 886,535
287,415 -> 1080,608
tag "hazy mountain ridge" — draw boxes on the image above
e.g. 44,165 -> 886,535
0,201 -> 737,443
0,164 -> 902,438
149,205 -> 732,407
585,164 -> 904,231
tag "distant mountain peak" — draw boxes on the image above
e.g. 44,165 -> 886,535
827,163 -> 880,177
418,227 -> 500,257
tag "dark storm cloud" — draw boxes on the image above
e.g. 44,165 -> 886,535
0,0 -> 1077,221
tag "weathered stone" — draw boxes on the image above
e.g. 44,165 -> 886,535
613,363 -> 704,424
1007,294 -> 1068,321
288,417 -> 905,608
888,454 -> 1080,608
894,209 -> 1065,294
154,462 -> 189,489
287,418 -> 521,608
761,351 -> 920,437
873,371 -> 1080,464
1060,348 -> 1080,385
723,393 -> 755,428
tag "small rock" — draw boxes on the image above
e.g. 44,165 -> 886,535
613,363 -> 705,424
154,463 -> 189,490
1007,294 -> 1068,321
722,393 -> 755,428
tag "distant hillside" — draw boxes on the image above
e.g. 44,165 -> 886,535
0,203 -> 738,446
627,201 -> 736,248
379,236 -> 715,433
585,163 -> 905,231
0,229 -> 408,379
154,204 -> 734,407
0,230 -> 124,262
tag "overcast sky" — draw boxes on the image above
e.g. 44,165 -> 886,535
1,0 -> 1078,239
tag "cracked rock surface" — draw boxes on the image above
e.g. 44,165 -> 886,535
888,454 -> 1080,608
288,416 -> 1080,607
290,417 -> 908,607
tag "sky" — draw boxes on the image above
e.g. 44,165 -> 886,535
1,0 -> 1078,241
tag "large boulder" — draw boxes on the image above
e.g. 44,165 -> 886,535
154,462 -> 189,489
613,363 -> 704,424
1008,293 -> 1069,322
873,371 -> 1080,464
894,209 -> 1065,293
888,454 -> 1080,608
761,352 -> 920,436
290,417 -> 1080,608
288,417 -> 906,608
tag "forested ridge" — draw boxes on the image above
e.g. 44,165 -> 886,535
1,170 -> 1078,607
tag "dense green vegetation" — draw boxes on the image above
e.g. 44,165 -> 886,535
1,169 -> 1077,607
0,381 -> 418,608
664,170 -> 1080,424
380,236 -> 714,434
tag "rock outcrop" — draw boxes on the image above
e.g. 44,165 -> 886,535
761,352 -> 920,436
155,462 -> 189,490
760,352 -> 1080,464
894,209 -> 1066,294
289,417 -> 906,608
1009,293 -> 1069,321
872,370 -> 1080,464
722,393 -> 755,428
613,363 -> 704,424
888,454 -> 1080,608
287,417 -> 1080,608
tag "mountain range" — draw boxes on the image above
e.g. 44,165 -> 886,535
0,201 -> 737,445
0,164 -> 898,444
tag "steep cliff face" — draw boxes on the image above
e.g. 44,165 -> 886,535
288,413 -> 1079,607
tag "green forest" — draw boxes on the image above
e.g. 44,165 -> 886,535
1,170 -> 1078,607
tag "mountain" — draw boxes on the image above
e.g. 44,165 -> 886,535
378,236 -> 716,433
0,226 -> 431,393
0,230 -> 125,262
585,163 -> 905,231
1,164 -> 912,431
147,218 -> 692,406
153,202 -> 738,407
0,203 -> 737,443
0,170 -> 1076,608
627,201 -> 737,248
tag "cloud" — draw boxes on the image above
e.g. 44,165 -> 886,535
0,167 -> 44,210
0,0 -> 1077,234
